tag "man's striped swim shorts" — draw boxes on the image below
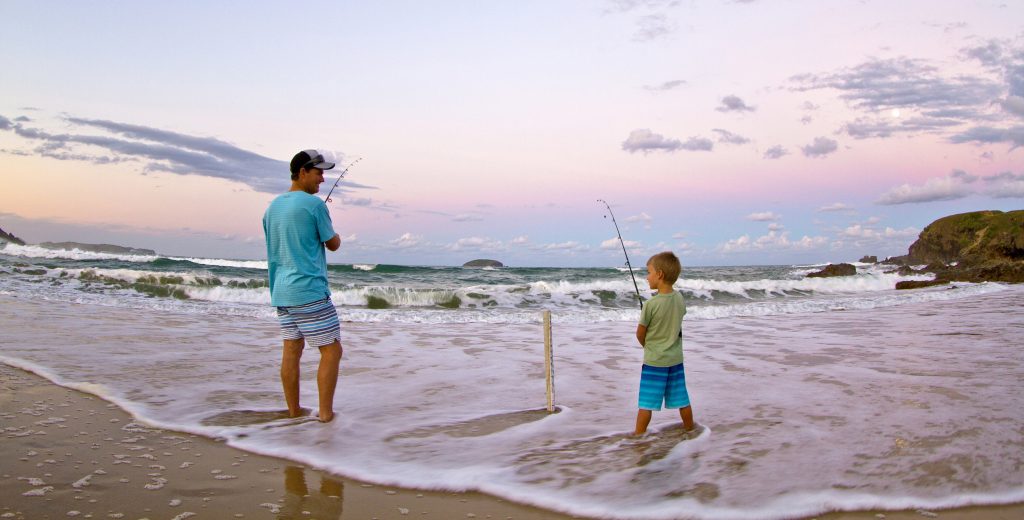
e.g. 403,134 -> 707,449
638,363 -> 690,411
276,297 -> 341,348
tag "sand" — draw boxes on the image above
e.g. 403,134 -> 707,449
0,363 -> 575,520
3,363 -> 1023,520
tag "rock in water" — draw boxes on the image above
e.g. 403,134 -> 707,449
859,255 -> 878,263
895,280 -> 949,290
462,259 -> 504,268
807,263 -> 857,278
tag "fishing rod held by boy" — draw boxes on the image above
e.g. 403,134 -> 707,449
598,199 -> 644,309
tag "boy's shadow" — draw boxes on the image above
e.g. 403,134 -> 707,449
278,465 -> 344,520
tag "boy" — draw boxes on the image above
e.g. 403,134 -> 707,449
634,251 -> 694,436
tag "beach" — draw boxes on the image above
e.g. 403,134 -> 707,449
0,362 -> 574,520
2,279 -> 1024,519
3,247 -> 1024,519
3,364 -> 1023,520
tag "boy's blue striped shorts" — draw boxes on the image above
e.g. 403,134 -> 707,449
638,363 -> 690,411
276,297 -> 341,348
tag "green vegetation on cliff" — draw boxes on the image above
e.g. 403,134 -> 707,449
894,210 -> 1024,283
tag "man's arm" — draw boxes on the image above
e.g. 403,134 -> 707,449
325,233 -> 341,251
636,324 -> 647,346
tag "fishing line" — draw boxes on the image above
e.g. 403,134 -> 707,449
324,157 -> 363,203
598,199 -> 644,309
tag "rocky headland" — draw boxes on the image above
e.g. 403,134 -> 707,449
0,227 -> 26,246
882,210 -> 1024,284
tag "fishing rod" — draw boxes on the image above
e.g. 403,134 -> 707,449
324,157 -> 362,204
598,199 -> 643,309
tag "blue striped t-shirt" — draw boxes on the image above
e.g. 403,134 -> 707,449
262,191 -> 336,307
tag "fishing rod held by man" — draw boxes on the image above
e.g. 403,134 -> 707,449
324,157 -> 362,203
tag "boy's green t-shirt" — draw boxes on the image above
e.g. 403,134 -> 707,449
639,291 -> 686,367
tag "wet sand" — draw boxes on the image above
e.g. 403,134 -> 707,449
0,363 -> 574,520
2,363 -> 1022,520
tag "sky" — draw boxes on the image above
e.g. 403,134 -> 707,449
1,0 -> 1022,267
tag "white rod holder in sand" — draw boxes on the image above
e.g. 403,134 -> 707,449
543,310 -> 555,412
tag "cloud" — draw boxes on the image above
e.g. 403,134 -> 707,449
679,136 -> 714,151
763,145 -> 789,159
951,169 -> 979,183
390,232 -> 424,249
452,214 -> 484,222
984,171 -> 1024,198
621,129 -> 712,153
792,57 -> 1002,116
511,235 -> 529,245
607,0 -> 680,12
539,241 -> 589,252
801,137 -> 838,157
876,170 -> 1024,204
817,202 -> 854,212
875,175 -> 973,205
961,41 -> 1006,68
449,236 -> 504,251
842,116 -> 965,139
716,95 -> 755,112
747,211 -> 780,222
720,231 -> 828,254
0,115 -> 13,131
601,237 -> 641,249
950,125 -> 1024,148
1001,96 -> 1024,117
633,13 -> 675,41
713,128 -> 751,145
842,225 -> 919,240
622,129 -> 680,153
644,79 -> 687,91
625,212 -> 653,229
0,114 -> 374,195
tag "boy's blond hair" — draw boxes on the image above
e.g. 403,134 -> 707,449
647,251 -> 681,285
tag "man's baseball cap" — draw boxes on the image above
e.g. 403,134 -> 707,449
290,149 -> 336,174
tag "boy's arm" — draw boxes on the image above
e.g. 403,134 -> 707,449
636,324 -> 647,346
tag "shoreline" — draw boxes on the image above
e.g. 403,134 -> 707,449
3,363 -> 1023,520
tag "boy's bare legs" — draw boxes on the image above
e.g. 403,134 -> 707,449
281,339 -> 306,418
634,409 -> 653,436
316,340 -> 342,423
679,405 -> 695,431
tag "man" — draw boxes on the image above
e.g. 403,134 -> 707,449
263,149 -> 343,423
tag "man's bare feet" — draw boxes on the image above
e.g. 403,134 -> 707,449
287,407 -> 312,419
318,410 -> 335,423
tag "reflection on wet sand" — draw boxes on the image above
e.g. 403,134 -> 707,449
278,465 -> 344,520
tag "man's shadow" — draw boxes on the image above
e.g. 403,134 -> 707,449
279,465 -> 344,520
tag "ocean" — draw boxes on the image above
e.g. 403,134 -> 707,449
1,242 -> 1022,519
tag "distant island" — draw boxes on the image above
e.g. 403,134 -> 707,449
462,259 -> 504,268
39,242 -> 157,256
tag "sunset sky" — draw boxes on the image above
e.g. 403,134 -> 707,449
1,0 -> 1022,267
